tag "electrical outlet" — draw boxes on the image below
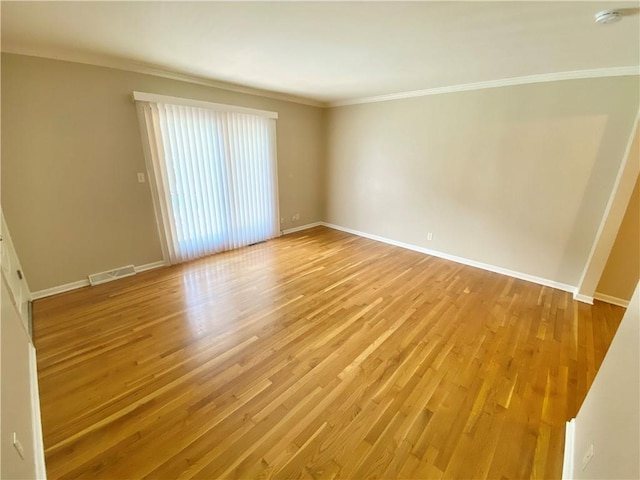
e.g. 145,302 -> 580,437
292,213 -> 300,222
582,444 -> 594,470
280,217 -> 284,225
137,172 -> 146,183
427,232 -> 433,241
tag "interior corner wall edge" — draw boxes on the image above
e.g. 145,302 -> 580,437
1,53 -> 325,291
325,76 -> 640,287
1,277 -> 40,480
568,282 -> 640,479
576,116 -> 640,299
595,173 -> 640,301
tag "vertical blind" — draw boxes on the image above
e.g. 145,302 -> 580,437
137,96 -> 279,264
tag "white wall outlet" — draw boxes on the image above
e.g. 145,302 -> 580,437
427,232 -> 433,241
582,444 -> 594,470
12,432 -> 25,460
280,217 -> 284,225
137,172 -> 146,183
292,213 -> 300,222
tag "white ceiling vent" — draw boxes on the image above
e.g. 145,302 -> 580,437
88,265 -> 136,286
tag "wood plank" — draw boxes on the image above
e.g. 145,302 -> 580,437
32,226 -> 625,479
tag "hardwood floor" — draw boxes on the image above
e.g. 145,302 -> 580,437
33,226 -> 624,479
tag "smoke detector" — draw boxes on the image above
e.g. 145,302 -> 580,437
594,10 -> 624,24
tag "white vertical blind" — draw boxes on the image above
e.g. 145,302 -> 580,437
138,99 -> 279,264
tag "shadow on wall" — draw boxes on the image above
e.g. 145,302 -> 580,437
553,113 -> 610,286
595,173 -> 640,301
557,114 -> 639,288
429,112 -> 611,286
325,76 -> 639,288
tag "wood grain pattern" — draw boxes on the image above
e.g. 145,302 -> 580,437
33,226 -> 624,479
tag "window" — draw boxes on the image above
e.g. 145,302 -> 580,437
135,92 -> 279,264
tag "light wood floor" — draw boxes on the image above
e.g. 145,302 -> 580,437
33,226 -> 624,479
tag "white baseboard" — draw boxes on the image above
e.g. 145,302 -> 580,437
29,345 -> 47,479
322,222 -> 578,295
573,292 -> 595,305
31,279 -> 90,300
282,222 -> 323,235
30,226 -> 596,305
134,260 -> 167,273
563,419 -> 576,479
593,292 -> 630,308
31,260 -> 166,300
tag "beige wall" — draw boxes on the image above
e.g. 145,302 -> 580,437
596,175 -> 640,302
1,278 -> 38,479
326,77 -> 639,286
577,123 -> 640,300
1,53 -> 324,291
3,53 -> 638,293
569,282 -> 639,479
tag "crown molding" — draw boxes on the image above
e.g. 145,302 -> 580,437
3,47 -> 638,109
1,46 -> 327,108
330,66 -> 640,107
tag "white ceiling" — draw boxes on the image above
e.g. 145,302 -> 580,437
2,1 -> 639,105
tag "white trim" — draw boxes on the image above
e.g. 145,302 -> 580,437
593,292 -> 630,308
2,49 -> 325,108
576,109 -> 640,298
282,222 -> 323,235
29,225 -> 603,303
132,91 -> 278,119
31,279 -> 90,300
135,102 -> 172,266
135,260 -> 167,273
563,419 -> 576,479
573,292 -> 594,305
330,66 -> 640,107
31,261 -> 166,299
29,345 -> 47,479
321,222 -> 577,294
5,50 -> 638,110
